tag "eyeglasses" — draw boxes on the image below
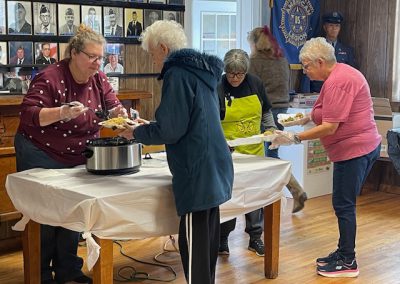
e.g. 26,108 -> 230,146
226,72 -> 246,79
301,62 -> 313,71
80,50 -> 104,63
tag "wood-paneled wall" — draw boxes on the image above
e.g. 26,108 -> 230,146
320,0 -> 396,103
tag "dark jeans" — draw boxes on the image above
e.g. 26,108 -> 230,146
220,208 -> 263,242
14,133 -> 85,282
179,207 -> 220,284
265,107 -> 288,158
333,144 -> 380,261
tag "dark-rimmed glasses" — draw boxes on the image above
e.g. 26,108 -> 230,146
226,72 -> 246,79
80,50 -> 104,63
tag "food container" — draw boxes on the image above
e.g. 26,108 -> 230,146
82,137 -> 142,175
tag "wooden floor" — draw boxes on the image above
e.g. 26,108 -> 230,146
1,191 -> 400,283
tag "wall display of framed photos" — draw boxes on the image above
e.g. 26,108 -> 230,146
0,0 -> 185,93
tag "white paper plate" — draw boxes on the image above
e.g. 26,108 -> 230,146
227,134 -> 276,147
98,118 -> 137,129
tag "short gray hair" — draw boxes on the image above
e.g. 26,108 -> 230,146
140,20 -> 187,52
299,37 -> 336,63
223,49 -> 250,74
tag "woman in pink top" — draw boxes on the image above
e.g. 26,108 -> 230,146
15,24 -> 127,284
271,37 -> 381,278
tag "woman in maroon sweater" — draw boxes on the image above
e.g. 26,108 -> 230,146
14,24 -> 126,284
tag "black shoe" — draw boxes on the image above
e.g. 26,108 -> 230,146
316,250 -> 341,266
292,192 -> 307,213
317,259 -> 359,278
248,238 -> 265,256
41,280 -> 57,284
218,237 -> 230,255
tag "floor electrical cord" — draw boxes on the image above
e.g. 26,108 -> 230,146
113,237 -> 179,282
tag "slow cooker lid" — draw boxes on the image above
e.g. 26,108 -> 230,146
87,137 -> 136,146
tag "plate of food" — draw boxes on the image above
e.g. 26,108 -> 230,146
226,130 -> 277,147
277,113 -> 306,127
98,117 -> 137,129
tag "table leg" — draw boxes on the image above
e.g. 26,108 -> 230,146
263,200 -> 281,279
22,220 -> 40,283
93,237 -> 114,284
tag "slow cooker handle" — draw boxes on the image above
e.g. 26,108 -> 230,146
82,148 -> 94,159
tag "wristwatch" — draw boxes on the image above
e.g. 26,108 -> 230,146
294,134 -> 301,144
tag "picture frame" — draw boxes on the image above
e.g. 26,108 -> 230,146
144,9 -> 162,29
34,42 -> 58,65
33,2 -> 57,35
58,4 -> 80,36
0,42 -> 7,65
7,1 -> 33,35
125,8 -> 143,38
81,5 -> 102,34
58,43 -> 69,60
8,41 -> 33,65
103,43 -> 124,75
104,7 -> 124,38
0,0 -> 5,35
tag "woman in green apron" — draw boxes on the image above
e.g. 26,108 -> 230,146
217,49 -> 276,257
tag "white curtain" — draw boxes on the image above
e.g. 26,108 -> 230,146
393,0 -> 400,101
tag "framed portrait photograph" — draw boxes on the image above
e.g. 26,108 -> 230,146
58,43 -> 69,60
82,5 -> 102,34
34,42 -> 58,65
33,2 -> 57,35
9,41 -> 33,65
163,10 -> 179,21
58,4 -> 80,36
144,9 -> 162,29
7,1 -> 33,35
168,0 -> 184,4
125,8 -> 143,38
104,7 -> 123,38
0,42 -> 7,65
0,0 -> 5,34
103,43 -> 124,75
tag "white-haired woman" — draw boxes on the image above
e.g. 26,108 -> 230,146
120,20 -> 233,284
271,37 -> 381,278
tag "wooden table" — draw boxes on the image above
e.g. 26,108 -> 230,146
6,154 -> 290,283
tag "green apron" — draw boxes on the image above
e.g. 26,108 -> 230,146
222,94 -> 264,156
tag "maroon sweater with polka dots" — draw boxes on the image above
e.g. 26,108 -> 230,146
18,59 -> 121,166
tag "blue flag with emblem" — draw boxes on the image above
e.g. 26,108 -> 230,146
271,0 -> 320,64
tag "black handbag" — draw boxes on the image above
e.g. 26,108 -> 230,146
387,128 -> 400,174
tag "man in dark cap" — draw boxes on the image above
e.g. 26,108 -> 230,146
35,4 -> 55,35
105,9 -> 123,37
59,8 -> 78,35
9,2 -> 32,34
301,11 -> 356,93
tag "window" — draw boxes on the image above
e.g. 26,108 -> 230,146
201,12 -> 236,58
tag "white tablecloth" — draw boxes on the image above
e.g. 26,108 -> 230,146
6,153 -> 291,269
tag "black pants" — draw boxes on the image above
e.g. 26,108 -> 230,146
14,133 -> 85,282
220,208 -> 263,242
178,207 -> 220,284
